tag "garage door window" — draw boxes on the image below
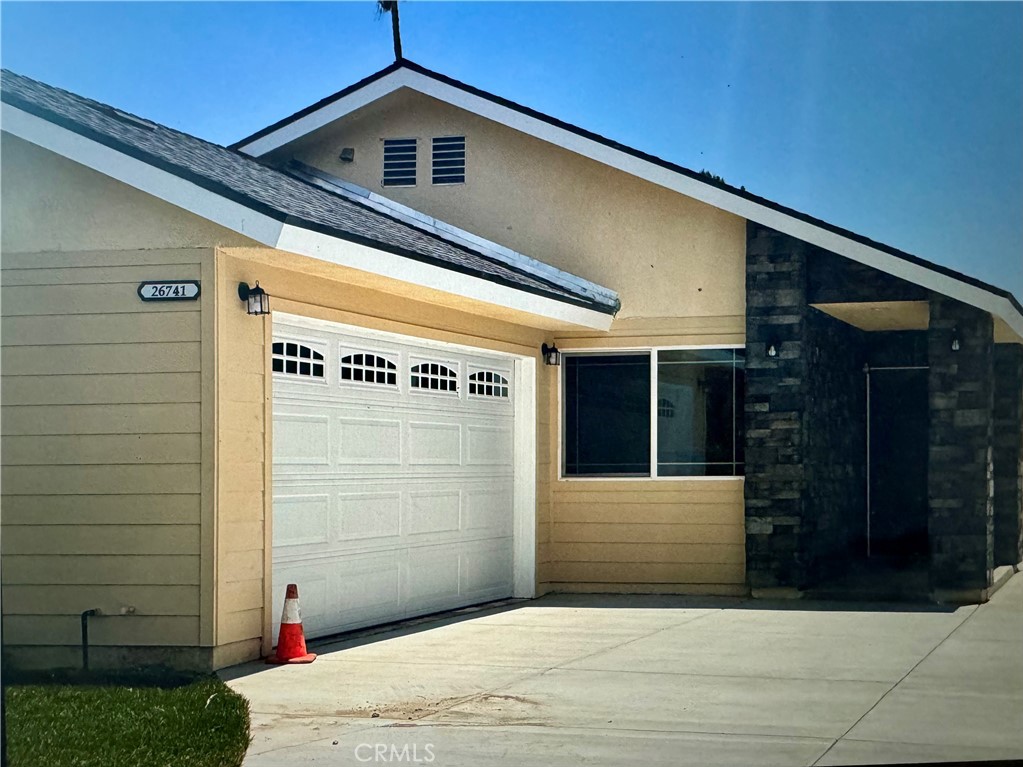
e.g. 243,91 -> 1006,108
272,341 -> 325,379
340,351 -> 398,386
468,370 -> 509,398
411,362 -> 458,393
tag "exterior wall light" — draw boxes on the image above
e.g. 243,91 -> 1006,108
541,342 -> 561,366
767,343 -> 779,358
238,281 -> 271,315
951,328 -> 960,352
339,147 -> 355,163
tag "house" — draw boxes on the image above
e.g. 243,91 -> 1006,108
1,60 -> 1020,671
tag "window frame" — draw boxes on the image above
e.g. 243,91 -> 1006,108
271,338 -> 328,385
558,344 -> 745,481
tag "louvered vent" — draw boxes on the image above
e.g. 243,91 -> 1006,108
432,136 -> 465,185
382,138 -> 417,187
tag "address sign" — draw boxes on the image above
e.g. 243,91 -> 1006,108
138,281 -> 201,301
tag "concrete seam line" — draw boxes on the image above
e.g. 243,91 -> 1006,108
809,604 -> 980,767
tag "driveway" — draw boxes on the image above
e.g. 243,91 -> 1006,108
222,574 -> 1023,766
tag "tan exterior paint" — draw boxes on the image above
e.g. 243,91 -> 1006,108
269,87 -> 747,321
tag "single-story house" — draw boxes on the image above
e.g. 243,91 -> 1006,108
2,60 -> 1021,671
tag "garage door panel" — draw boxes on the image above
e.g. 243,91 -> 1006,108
407,489 -> 461,536
338,491 -> 402,540
272,320 -> 516,641
272,494 -> 330,548
407,421 -> 462,466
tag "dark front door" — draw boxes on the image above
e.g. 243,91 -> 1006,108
869,368 -> 929,559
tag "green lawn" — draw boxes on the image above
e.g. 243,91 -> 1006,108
4,670 -> 251,767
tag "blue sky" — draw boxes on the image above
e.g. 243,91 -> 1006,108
2,2 -> 1021,300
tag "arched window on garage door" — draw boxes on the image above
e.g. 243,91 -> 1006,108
468,370 -> 509,398
340,351 -> 398,386
410,361 -> 458,393
272,341 -> 325,379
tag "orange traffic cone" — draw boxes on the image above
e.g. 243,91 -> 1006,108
266,583 -> 317,664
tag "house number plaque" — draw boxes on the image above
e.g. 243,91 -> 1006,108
138,281 -> 201,301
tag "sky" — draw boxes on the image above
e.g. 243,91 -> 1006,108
2,2 -> 1021,300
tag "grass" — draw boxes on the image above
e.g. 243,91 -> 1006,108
4,669 -> 251,767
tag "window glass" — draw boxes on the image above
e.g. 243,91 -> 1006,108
564,354 -> 650,476
657,349 -> 744,476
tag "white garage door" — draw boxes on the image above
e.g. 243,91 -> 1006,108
271,317 -> 517,641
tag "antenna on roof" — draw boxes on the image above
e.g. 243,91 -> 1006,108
376,1 -> 403,61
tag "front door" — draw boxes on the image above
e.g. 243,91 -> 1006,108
868,368 -> 929,559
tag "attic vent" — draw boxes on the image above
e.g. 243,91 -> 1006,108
432,136 -> 465,185
382,138 -> 417,187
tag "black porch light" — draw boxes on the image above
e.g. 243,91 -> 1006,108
238,281 -> 270,315
951,327 -> 960,352
541,342 -> 561,366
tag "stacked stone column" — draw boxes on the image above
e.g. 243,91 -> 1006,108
928,296 -> 995,598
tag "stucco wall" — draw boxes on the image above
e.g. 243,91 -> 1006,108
269,87 -> 747,322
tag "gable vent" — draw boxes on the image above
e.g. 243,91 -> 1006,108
432,136 -> 465,185
382,138 -> 417,187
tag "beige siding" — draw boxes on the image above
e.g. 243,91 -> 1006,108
0,248 -> 210,649
273,88 -> 746,322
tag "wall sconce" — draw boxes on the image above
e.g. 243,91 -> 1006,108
951,328 -> 960,352
766,342 -> 779,358
339,147 -> 355,163
238,281 -> 270,316
541,342 -> 561,366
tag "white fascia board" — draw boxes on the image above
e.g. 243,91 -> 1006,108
274,223 -> 613,330
1,103 -> 613,331
239,68 -> 1022,338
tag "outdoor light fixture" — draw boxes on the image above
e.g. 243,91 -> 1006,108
238,281 -> 270,316
951,328 -> 960,352
339,147 -> 355,163
541,342 -> 561,366
767,342 -> 779,358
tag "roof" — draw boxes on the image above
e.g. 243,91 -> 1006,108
0,69 -> 620,322
232,59 -> 1023,339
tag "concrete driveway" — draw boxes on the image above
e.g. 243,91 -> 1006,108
223,574 -> 1023,766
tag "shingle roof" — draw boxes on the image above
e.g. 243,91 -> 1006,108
0,69 -> 619,316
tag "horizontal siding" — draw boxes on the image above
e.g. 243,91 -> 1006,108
3,525 -> 200,556
0,494 -> 200,526
2,585 -> 200,616
2,555 -> 200,585
549,479 -> 746,590
1,464 -> 201,495
1,312 -> 200,346
1,250 -> 208,654
3,615 -> 200,646
2,434 -> 201,465
548,562 -> 744,585
1,283 -> 200,316
2,403 -> 200,435
2,342 -> 200,376
1,373 -> 201,406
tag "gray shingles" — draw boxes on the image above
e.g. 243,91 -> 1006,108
1,69 -> 617,314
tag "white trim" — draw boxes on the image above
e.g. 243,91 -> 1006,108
1,103 -> 614,332
238,67 -> 1023,339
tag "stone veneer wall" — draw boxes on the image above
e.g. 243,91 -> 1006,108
993,344 -> 1023,567
805,308 -> 867,582
928,296 -> 995,594
744,223 -> 869,590
744,223 -> 813,590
